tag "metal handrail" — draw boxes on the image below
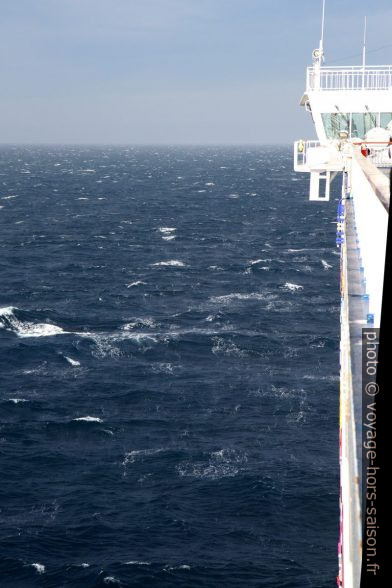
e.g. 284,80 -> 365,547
307,65 -> 392,91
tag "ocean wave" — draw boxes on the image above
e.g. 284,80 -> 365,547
303,374 -> 339,382
248,258 -> 272,265
212,337 -> 245,357
126,280 -> 146,288
280,282 -> 303,292
31,563 -> 45,574
64,356 -> 81,367
122,318 -> 157,330
0,307 -> 67,338
73,416 -> 103,423
158,227 -> 176,234
321,259 -> 333,270
177,449 -> 248,480
103,577 -> 121,585
122,448 -> 165,466
151,362 -> 176,374
210,292 -> 275,304
151,260 -> 186,267
287,248 -> 315,253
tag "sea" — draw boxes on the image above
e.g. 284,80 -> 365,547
0,145 -> 340,588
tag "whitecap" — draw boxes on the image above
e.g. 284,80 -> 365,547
210,292 -> 273,304
205,182 -> 215,186
208,265 -> 223,271
122,318 -> 156,330
287,248 -> 315,253
151,362 -> 175,374
73,416 -> 103,423
126,280 -> 146,288
64,356 -> 81,367
212,337 -> 245,357
280,282 -> 303,292
123,448 -> 164,466
18,323 -> 66,338
8,398 -> 28,404
103,578 -> 121,585
0,307 -> 67,338
0,306 -> 16,317
125,561 -> 151,566
31,563 -> 45,574
177,448 -> 247,480
158,227 -> 176,234
321,259 -> 333,270
78,332 -> 122,358
151,260 -> 186,267
162,235 -> 175,241
248,258 -> 271,265
121,333 -> 158,344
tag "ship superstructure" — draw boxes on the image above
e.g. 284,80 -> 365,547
293,13 -> 390,588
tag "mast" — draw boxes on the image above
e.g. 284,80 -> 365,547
362,16 -> 367,89
312,0 -> 326,90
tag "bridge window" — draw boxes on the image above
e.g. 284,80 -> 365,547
321,113 -> 350,139
380,113 -> 392,128
322,112 -> 380,139
351,113 -> 377,138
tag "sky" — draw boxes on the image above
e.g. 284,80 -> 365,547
0,0 -> 391,144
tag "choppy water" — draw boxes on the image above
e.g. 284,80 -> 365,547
0,146 -> 340,587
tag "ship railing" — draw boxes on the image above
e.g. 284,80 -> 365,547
352,141 -> 392,168
293,140 -> 320,170
294,140 -> 345,172
307,65 -> 392,91
351,147 -> 389,327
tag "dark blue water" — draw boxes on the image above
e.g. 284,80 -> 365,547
0,146 -> 340,587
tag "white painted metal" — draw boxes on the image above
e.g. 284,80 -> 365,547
309,171 -> 331,201
339,235 -> 362,588
350,155 -> 388,327
368,147 -> 392,167
307,65 -> 392,92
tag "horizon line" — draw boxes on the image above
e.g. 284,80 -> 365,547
0,141 -> 294,147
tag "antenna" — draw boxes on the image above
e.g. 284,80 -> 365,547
362,16 -> 367,69
320,0 -> 326,55
313,0 -> 326,66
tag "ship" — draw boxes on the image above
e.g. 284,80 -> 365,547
293,3 -> 390,587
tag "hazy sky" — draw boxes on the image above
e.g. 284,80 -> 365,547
0,0 -> 391,144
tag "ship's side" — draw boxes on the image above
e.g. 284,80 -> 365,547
294,53 -> 390,588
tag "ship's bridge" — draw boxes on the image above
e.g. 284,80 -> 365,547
300,66 -> 392,144
294,63 -> 392,202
